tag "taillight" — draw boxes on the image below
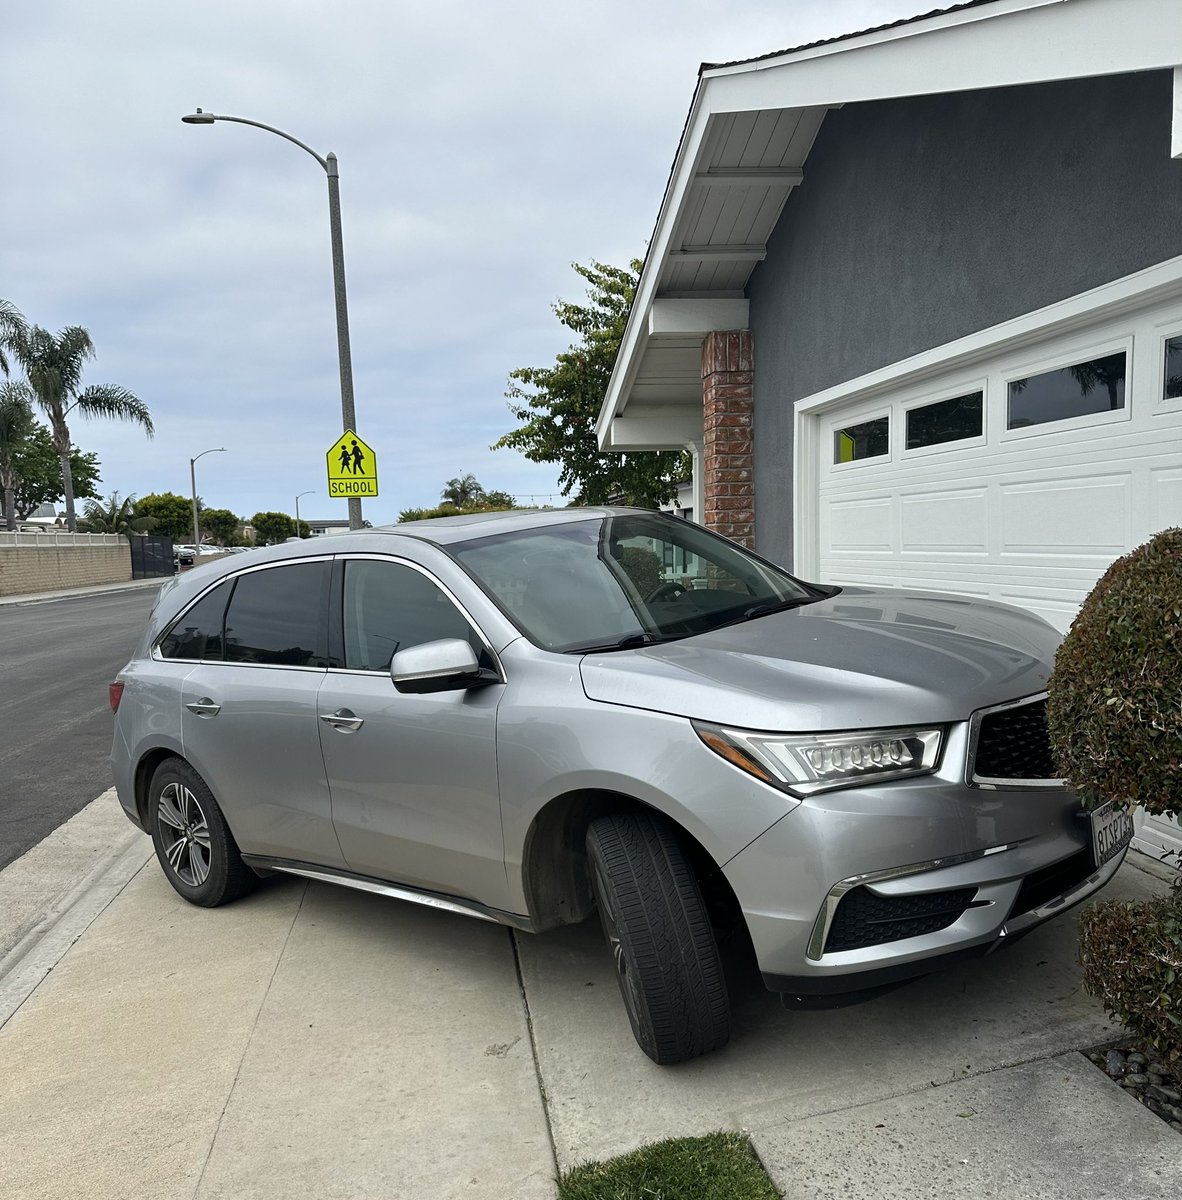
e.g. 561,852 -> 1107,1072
109,681 -> 125,712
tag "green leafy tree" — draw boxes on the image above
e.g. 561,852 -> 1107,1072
80,492 -> 156,537
5,323 -> 153,530
251,511 -> 296,544
138,492 -> 197,542
10,422 -> 101,521
482,489 -> 517,509
200,508 -> 243,546
494,260 -> 689,508
0,382 -> 36,530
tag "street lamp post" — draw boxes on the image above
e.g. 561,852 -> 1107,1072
190,447 -> 226,548
182,108 -> 362,530
294,490 -> 313,538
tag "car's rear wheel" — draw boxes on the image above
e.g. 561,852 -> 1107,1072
149,758 -> 256,907
586,810 -> 731,1064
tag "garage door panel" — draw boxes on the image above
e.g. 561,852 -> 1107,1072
1150,466 -> 1182,532
900,489 -> 987,552
826,496 -> 893,553
999,476 -> 1131,556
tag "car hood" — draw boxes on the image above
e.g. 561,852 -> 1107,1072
578,588 -> 1062,730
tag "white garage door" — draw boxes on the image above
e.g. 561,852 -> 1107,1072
802,276 -> 1182,858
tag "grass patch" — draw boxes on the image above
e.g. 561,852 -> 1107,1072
557,1131 -> 779,1200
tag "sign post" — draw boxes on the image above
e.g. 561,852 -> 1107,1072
326,430 -> 379,500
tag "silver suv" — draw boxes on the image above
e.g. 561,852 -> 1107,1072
110,508 -> 1132,1063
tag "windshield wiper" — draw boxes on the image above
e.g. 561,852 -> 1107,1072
720,596 -> 816,628
567,632 -> 683,654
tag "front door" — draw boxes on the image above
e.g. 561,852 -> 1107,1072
318,556 -> 508,910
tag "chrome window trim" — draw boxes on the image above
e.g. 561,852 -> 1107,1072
964,691 -> 1064,790
151,556 -> 335,666
806,843 -> 1018,961
331,552 -> 506,684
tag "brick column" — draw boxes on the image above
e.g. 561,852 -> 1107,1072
702,330 -> 754,547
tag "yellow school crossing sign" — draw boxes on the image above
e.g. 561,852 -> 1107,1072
326,430 -> 379,498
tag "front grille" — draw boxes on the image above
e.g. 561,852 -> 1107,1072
824,886 -> 977,953
973,697 -> 1056,781
1008,849 -> 1092,919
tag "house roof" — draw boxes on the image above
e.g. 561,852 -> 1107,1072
597,0 -> 1182,453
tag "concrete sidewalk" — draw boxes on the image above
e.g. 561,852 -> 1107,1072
0,576 -> 166,607
1,794 -> 1178,1199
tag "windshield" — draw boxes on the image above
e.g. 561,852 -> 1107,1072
449,513 -> 816,652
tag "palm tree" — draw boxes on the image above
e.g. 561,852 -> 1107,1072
0,382 -> 36,531
0,300 -> 27,377
80,492 -> 156,537
6,324 -> 153,530
441,473 -> 485,508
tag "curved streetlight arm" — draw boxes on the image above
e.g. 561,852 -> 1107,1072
182,111 -> 332,174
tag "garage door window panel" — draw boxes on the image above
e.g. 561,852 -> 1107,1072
1163,334 -> 1182,402
905,391 -> 984,451
833,415 -> 889,464
1006,350 -> 1127,431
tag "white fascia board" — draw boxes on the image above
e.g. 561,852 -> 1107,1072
597,82 -> 715,448
648,298 -> 750,336
705,0 -> 1182,114
607,406 -> 703,451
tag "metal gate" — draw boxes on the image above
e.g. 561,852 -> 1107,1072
129,535 -> 175,579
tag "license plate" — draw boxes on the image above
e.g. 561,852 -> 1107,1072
1089,801 -> 1135,868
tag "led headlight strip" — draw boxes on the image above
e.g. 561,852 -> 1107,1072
694,722 -> 942,796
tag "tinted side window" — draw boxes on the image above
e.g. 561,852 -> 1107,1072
224,562 -> 328,667
159,581 -> 231,660
342,560 -> 485,671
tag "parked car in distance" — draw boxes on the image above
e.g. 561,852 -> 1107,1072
109,508 -> 1133,1063
173,545 -> 195,567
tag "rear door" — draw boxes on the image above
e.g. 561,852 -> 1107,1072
317,555 -> 508,909
177,558 -> 344,866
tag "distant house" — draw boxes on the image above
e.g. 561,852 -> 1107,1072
304,519 -> 352,537
598,0 -> 1182,856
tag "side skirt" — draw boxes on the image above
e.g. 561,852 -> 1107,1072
241,855 -> 537,933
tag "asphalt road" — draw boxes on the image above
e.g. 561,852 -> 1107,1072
0,587 -> 158,870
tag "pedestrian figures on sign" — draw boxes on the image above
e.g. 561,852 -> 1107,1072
336,439 -> 367,475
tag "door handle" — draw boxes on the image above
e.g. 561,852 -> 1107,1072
185,698 -> 221,717
320,708 -> 364,733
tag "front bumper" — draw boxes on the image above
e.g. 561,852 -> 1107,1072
721,728 -> 1127,1003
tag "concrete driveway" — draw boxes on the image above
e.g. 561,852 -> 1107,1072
1,792 -> 1177,1199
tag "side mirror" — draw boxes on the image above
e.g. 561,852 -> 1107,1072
390,638 -> 498,694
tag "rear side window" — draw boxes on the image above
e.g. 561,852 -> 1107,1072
341,559 -> 488,672
223,561 -> 329,667
158,581 -> 231,660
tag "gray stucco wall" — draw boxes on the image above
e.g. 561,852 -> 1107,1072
749,69 -> 1182,567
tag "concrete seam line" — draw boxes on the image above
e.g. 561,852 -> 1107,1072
510,927 -> 561,1182
192,879 -> 310,1200
0,839 -> 152,1029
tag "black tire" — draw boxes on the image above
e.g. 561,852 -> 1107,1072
586,810 -> 731,1064
149,757 -> 257,908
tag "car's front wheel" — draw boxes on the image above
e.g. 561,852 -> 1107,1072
586,810 -> 731,1064
149,757 -> 256,907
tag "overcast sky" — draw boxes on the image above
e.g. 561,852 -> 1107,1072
2,0 -> 927,525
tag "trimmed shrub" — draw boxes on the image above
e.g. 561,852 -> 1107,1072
1049,527 -> 1181,1066
1079,891 -> 1182,1070
1047,527 -> 1182,817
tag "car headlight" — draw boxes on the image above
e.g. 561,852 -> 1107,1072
693,722 -> 942,796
